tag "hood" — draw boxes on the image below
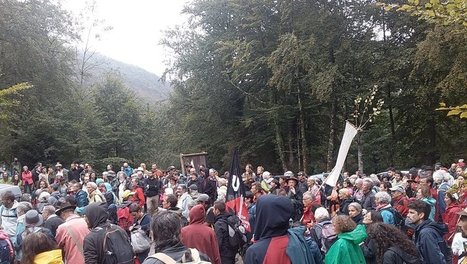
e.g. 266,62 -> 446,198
338,224 -> 367,244
418,219 -> 448,236
104,182 -> 112,192
189,204 -> 205,224
84,203 -> 108,229
389,246 -> 420,264
422,197 -> 436,206
254,195 -> 292,241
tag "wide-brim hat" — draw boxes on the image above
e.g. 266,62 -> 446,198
55,198 -> 77,215
389,185 -> 405,193
25,210 -> 44,227
287,176 -> 299,185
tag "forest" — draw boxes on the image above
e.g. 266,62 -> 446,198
0,0 -> 465,174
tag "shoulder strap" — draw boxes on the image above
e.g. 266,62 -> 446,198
65,226 -> 84,256
149,252 -> 177,264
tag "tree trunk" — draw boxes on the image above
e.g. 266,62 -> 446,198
326,99 -> 336,172
298,85 -> 308,174
287,127 -> 294,168
357,132 -> 364,174
274,117 -> 287,172
387,84 -> 395,166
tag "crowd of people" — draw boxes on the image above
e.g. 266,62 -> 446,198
0,158 -> 466,264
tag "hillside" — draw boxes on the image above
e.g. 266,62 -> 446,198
79,52 -> 171,102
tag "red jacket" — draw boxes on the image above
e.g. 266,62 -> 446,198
301,206 -> 315,226
181,205 -> 221,264
130,187 -> 145,207
393,195 -> 409,217
21,170 -> 33,185
443,203 -> 463,244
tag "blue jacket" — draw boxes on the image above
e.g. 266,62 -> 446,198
414,220 -> 448,264
75,190 -> 89,208
288,226 -> 321,264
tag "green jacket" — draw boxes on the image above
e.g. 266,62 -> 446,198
324,224 -> 367,264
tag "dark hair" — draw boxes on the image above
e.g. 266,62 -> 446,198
213,201 -> 226,213
245,191 -> 254,199
367,223 -> 418,262
166,194 -> 178,208
418,185 -> 431,198
1,191 -> 15,202
129,203 -> 142,213
22,231 -> 58,264
151,211 -> 182,252
408,200 -> 431,220
445,192 -> 458,203
366,210 -> 383,223
421,177 -> 434,187
381,181 -> 392,190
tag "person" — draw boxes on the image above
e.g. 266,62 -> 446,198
213,201 -> 239,264
452,208 -> 467,263
348,202 -> 363,224
324,215 -> 367,264
86,182 -> 105,204
301,191 -> 316,227
312,206 -> 336,254
416,185 -> 436,221
130,177 -> 145,207
361,210 -> 383,264
144,171 -> 162,215
70,182 -> 88,214
244,195 -> 293,264
181,204 -> 221,264
21,231 -> 63,264
361,179 -> 376,210
200,169 -> 218,205
129,203 -> 151,263
442,192 -> 463,244
42,205 -> 64,238
83,203 -> 134,264
366,223 -> 420,264
142,211 -> 211,264
407,200 -> 451,263
337,188 -> 354,215
55,197 -> 90,264
0,191 -> 18,243
21,166 -> 34,194
389,185 -> 409,217
176,184 -> 193,219
375,191 -> 395,225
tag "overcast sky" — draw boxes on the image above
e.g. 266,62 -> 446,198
62,0 -> 189,76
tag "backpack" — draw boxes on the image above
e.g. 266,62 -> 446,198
0,230 -> 14,264
381,207 -> 405,229
319,221 -> 337,253
101,224 -> 135,264
149,248 -> 211,264
223,214 -> 247,249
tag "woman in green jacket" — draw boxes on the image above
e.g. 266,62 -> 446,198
324,215 -> 367,264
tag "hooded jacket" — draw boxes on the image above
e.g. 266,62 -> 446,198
34,249 -> 63,264
422,197 -> 437,221
83,203 -> 131,264
180,204 -> 221,264
382,246 -> 421,264
414,220 -> 449,264
324,224 -> 367,264
244,195 -> 293,264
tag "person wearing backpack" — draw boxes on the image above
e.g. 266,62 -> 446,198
311,207 -> 337,255
83,203 -> 134,264
143,210 -> 211,264
181,204 -> 221,264
129,203 -> 152,263
0,191 -> 19,244
213,201 -> 240,264
408,200 -> 452,264
366,223 -> 421,264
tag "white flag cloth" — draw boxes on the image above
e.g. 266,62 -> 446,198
324,121 -> 358,187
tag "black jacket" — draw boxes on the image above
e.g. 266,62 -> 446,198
43,214 -> 64,237
214,212 -> 238,258
199,176 -> 217,203
144,177 -> 162,197
383,246 -> 421,264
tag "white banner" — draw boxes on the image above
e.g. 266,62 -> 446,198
324,121 -> 358,187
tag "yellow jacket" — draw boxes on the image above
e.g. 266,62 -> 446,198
34,249 -> 63,264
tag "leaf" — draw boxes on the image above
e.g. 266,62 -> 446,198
447,109 -> 462,116
460,112 -> 467,119
439,102 -> 446,107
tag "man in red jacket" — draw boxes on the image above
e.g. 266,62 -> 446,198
390,185 -> 410,217
21,166 -> 33,194
180,204 -> 221,264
